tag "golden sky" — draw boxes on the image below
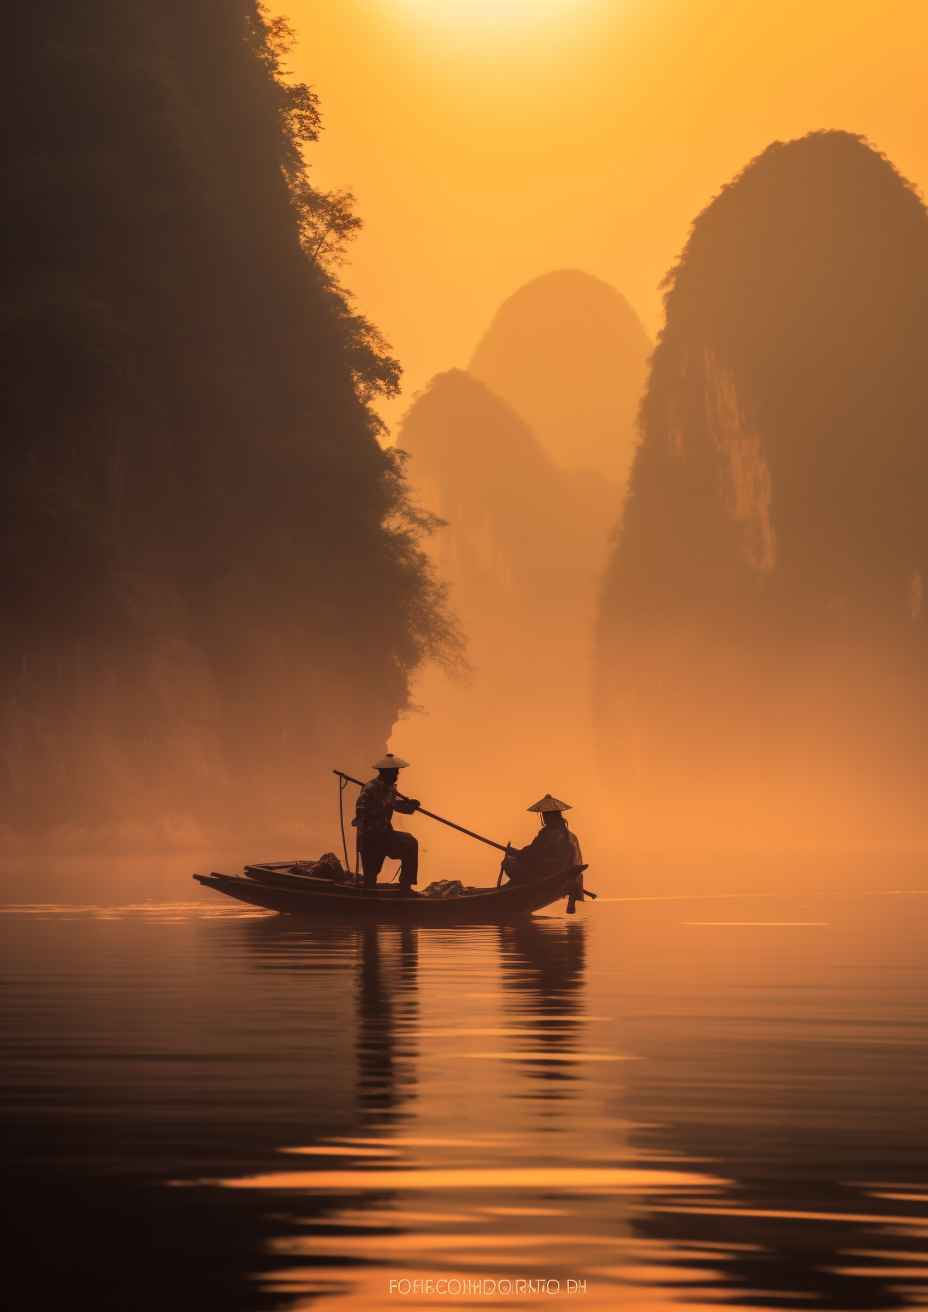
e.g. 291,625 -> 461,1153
287,0 -> 928,434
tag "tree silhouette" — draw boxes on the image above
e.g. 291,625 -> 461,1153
0,1 -> 457,865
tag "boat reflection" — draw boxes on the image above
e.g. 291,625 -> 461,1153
8,889 -> 928,1311
219,910 -> 928,1312
496,918 -> 587,1101
219,916 -> 613,1309
357,924 -> 419,1125
211,917 -> 424,1306
216,908 -> 928,1312
232,916 -> 421,1135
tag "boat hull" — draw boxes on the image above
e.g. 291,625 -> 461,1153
192,865 -> 582,924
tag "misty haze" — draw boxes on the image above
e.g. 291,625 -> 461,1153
4,4 -> 928,1312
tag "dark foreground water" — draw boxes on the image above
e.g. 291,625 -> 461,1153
3,881 -> 928,1311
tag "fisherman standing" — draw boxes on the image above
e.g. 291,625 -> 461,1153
503,794 -> 583,883
354,754 -> 420,892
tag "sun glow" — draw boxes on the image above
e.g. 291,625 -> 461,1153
399,0 -> 575,16
390,0 -> 603,40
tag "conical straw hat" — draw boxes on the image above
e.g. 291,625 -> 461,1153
527,793 -> 571,812
372,753 -> 410,769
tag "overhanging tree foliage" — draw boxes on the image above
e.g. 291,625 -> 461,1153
1,1 -> 459,849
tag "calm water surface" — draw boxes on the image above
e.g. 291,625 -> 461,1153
3,880 -> 928,1310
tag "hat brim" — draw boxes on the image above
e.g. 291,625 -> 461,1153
527,795 -> 571,812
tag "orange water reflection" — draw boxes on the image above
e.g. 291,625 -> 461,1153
236,899 -> 928,1311
5,894 -> 928,1311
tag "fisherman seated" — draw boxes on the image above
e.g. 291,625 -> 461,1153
502,794 -> 583,885
354,753 -> 420,892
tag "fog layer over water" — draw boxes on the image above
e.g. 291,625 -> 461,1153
5,880 -> 927,1310
393,272 -> 648,871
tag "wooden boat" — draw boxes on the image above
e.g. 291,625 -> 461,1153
192,860 -> 586,924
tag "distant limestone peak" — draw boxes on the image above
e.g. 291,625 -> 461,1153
469,269 -> 650,485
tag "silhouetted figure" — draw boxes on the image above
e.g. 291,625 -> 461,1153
354,754 -> 420,891
503,794 -> 582,883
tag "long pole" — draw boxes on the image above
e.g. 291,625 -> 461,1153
333,769 -> 508,853
337,775 -> 351,871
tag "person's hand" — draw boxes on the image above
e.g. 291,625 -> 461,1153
407,798 -> 421,810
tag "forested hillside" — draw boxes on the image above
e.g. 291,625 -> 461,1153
399,369 -> 614,615
2,2 -> 453,869
597,131 -> 928,847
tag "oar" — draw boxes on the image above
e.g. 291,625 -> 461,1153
333,769 -> 507,853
